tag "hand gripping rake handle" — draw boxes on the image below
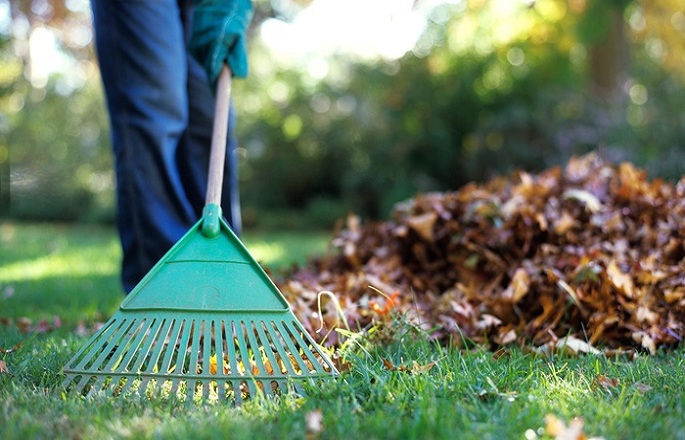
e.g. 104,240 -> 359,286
202,65 -> 232,238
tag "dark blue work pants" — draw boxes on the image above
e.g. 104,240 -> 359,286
91,0 -> 241,293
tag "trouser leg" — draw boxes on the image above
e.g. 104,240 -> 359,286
91,0 -> 239,293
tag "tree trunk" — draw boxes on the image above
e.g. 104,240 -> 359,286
588,7 -> 629,100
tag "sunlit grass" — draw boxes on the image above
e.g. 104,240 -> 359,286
1,222 -> 684,439
0,241 -> 120,283
243,230 -> 331,271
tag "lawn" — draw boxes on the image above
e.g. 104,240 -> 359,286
1,221 -> 684,439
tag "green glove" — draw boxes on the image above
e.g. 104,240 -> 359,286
189,0 -> 254,89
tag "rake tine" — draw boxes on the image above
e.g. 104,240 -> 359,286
119,376 -> 141,398
115,318 -> 160,398
66,321 -> 132,396
144,318 -> 173,373
71,319 -> 129,372
172,319 -> 192,380
273,320 -> 311,374
234,322 -> 252,376
225,321 -> 239,376
265,321 -> 298,376
234,381 -> 243,406
167,319 -> 188,398
186,379 -> 199,405
87,374 -> 112,397
128,318 -> 164,374
283,319 -> 334,373
292,380 -> 305,396
114,319 -> 159,397
187,320 -> 202,376
243,322 -> 268,376
66,320 -> 120,369
138,319 -> 173,398
113,319 -> 150,373
71,375 -> 94,396
253,321 -> 281,376
214,320 -> 226,401
100,322 -> 146,373
201,322 -> 212,401
158,319 -> 183,375
105,377 -> 125,398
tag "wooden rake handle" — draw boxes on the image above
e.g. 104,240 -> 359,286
205,65 -> 232,207
201,66 -> 232,238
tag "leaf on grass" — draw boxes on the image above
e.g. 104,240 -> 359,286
544,335 -> 601,356
411,359 -> 440,374
632,332 -> 657,355
382,358 -> 440,374
0,360 -> 9,375
0,342 -> 21,354
305,409 -> 324,435
633,382 -> 653,393
595,375 -> 620,391
16,317 -> 32,333
382,358 -> 406,372
545,414 -> 605,440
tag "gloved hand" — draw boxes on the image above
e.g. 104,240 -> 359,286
189,0 -> 254,89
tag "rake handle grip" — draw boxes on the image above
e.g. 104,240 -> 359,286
205,65 -> 232,207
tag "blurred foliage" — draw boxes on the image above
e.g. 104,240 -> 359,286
237,0 -> 685,224
1,0 -> 684,225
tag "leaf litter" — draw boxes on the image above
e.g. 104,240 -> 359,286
278,153 -> 685,354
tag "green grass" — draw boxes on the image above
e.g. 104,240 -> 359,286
1,221 -> 685,439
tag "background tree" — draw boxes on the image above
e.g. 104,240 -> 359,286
1,0 -> 683,225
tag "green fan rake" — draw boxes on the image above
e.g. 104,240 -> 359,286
62,67 -> 338,404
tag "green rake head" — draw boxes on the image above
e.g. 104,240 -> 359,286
62,206 -> 338,404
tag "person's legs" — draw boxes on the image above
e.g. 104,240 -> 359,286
92,0 -> 195,292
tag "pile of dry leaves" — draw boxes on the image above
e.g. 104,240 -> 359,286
278,153 -> 685,354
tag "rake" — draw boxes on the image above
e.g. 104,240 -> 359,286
62,67 -> 338,404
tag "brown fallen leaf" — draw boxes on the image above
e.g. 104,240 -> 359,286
0,360 -> 9,375
16,317 -> 32,333
276,153 -> 685,354
502,268 -> 530,303
382,358 -> 441,374
606,261 -> 635,299
411,358 -> 442,374
0,342 -> 22,354
595,375 -> 620,391
406,211 -> 438,242
633,382 -> 653,393
542,335 -> 601,356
